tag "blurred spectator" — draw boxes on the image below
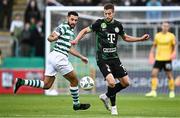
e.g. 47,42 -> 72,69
10,13 -> 24,40
0,49 -> 2,65
10,13 -> 24,56
29,17 -> 37,33
146,0 -> 162,20
20,23 -> 32,57
123,0 -> 131,6
19,17 -> 38,57
0,0 -> 14,30
26,17 -> 45,57
24,0 -> 41,23
34,20 -> 45,57
21,23 -> 31,42
131,0 -> 139,6
46,0 -> 63,6
28,17 -> 37,54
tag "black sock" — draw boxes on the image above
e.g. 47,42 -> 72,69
106,82 -> 127,97
106,83 -> 127,107
114,82 -> 126,93
109,94 -> 116,106
106,86 -> 115,98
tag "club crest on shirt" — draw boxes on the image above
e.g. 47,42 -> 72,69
115,27 -> 119,33
101,23 -> 107,29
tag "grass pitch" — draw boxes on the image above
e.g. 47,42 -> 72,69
0,94 -> 180,118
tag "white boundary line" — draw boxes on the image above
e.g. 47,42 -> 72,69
0,115 -> 179,118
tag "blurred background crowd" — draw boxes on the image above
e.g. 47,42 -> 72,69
0,0 -> 45,58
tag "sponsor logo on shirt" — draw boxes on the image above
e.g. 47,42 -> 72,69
103,47 -> 116,53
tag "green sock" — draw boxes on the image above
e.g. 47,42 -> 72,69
23,79 -> 44,88
70,86 -> 80,105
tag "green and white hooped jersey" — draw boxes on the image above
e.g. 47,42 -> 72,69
53,21 -> 75,57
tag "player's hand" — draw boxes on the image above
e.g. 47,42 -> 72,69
81,56 -> 88,64
70,40 -> 78,45
141,34 -> 150,41
170,51 -> 176,60
148,52 -> 155,64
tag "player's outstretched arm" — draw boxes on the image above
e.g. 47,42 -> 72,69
149,44 -> 156,64
69,47 -> 88,64
48,32 -> 59,42
122,34 -> 149,42
71,27 -> 91,45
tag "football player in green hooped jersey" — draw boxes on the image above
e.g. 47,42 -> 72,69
14,11 -> 90,111
71,3 -> 149,115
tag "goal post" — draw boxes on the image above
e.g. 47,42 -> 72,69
45,6 -> 180,94
46,6 -> 180,59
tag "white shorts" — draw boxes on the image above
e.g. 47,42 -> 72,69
45,50 -> 73,76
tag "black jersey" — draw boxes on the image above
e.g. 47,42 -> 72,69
89,19 -> 125,61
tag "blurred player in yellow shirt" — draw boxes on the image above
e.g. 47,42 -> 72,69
146,21 -> 176,98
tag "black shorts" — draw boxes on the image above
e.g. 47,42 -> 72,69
97,58 -> 128,79
153,60 -> 172,71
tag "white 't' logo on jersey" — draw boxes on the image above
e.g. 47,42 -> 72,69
107,33 -> 115,44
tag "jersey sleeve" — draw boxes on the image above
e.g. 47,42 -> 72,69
153,34 -> 158,45
54,24 -> 66,36
89,19 -> 101,32
118,23 -> 125,37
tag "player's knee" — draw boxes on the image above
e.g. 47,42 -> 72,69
108,81 -> 116,88
124,82 -> 130,87
106,75 -> 116,88
121,81 -> 130,87
121,77 -> 130,87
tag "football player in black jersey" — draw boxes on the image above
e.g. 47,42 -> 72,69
71,3 -> 149,115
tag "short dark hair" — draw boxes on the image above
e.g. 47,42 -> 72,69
68,11 -> 78,17
104,3 -> 114,11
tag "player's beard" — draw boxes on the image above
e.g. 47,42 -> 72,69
69,23 -> 75,28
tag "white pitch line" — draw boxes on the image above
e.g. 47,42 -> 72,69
0,115 -> 179,118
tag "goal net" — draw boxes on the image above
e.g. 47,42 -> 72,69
46,6 -> 180,94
